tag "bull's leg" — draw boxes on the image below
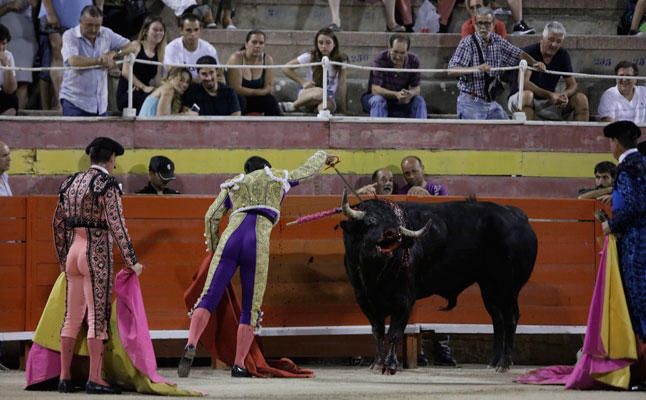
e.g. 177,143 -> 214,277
370,321 -> 386,371
497,299 -> 520,372
480,286 -> 505,370
383,307 -> 412,375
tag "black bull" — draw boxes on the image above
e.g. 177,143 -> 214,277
340,194 -> 537,374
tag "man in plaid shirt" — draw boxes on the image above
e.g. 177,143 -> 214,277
448,7 -> 544,120
361,34 -> 427,119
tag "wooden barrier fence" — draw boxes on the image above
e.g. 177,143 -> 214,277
0,195 -> 604,362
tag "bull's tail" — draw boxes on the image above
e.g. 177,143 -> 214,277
439,296 -> 458,311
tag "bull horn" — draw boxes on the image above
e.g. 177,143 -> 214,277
342,190 -> 366,220
400,218 -> 433,238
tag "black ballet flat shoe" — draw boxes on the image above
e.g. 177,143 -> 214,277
58,379 -> 77,393
231,364 -> 252,378
85,381 -> 122,394
177,344 -> 196,378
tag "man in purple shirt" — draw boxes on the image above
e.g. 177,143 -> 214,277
60,5 -> 138,116
396,155 -> 447,196
361,34 -> 427,119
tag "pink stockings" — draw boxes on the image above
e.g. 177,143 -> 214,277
234,324 -> 254,367
186,307 -> 255,368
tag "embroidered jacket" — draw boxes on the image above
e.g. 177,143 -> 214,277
53,166 -> 138,268
204,150 -> 328,251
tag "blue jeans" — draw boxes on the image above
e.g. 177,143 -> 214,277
457,93 -> 508,120
61,99 -> 106,117
361,93 -> 427,119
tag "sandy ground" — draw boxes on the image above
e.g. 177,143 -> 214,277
1,365 -> 644,399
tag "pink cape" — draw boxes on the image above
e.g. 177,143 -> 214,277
26,269 -> 171,388
516,236 -> 639,389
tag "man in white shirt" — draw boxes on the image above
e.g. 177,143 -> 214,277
598,60 -> 646,123
163,13 -> 218,81
0,140 -> 12,196
0,23 -> 17,115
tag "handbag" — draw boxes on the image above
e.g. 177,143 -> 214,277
471,34 -> 505,101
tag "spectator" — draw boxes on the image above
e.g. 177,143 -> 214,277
396,155 -> 446,196
461,0 -> 508,38
138,66 -> 192,116
0,0 -> 37,110
226,30 -> 280,116
181,55 -> 240,116
137,155 -> 180,194
356,168 -> 395,196
39,0 -> 93,111
59,5 -> 138,116
206,0 -> 236,29
460,0 -> 536,39
597,61 -> 646,123
619,0 -> 646,35
361,34 -> 427,119
116,16 -> 167,113
161,0 -> 217,28
101,0 -> 148,39
163,13 -> 219,81
280,27 -> 347,114
443,0 -> 533,34
0,140 -> 11,196
577,161 -> 616,202
0,22 -> 17,115
326,0 -> 405,32
507,21 -> 589,121
448,7 -> 544,120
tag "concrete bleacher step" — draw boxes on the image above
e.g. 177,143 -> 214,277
170,0 -> 624,35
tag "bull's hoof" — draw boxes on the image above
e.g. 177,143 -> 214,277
370,361 -> 384,372
382,366 -> 397,375
495,365 -> 510,373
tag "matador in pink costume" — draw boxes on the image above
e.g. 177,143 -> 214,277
52,137 -> 144,394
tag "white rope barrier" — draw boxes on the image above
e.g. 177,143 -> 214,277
2,56 -> 645,120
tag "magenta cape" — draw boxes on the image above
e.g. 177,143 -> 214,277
25,269 -> 201,396
516,236 -> 637,390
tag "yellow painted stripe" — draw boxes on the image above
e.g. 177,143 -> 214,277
10,149 -> 614,178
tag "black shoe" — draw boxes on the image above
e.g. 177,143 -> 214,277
433,337 -> 457,366
512,20 -> 536,35
231,364 -> 252,377
177,344 -> 196,378
85,381 -> 121,394
58,379 -> 76,393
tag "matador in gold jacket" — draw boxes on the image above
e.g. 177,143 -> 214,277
178,150 -> 337,378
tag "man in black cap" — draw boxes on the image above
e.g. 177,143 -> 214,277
52,136 -> 143,394
137,155 -> 180,195
601,120 -> 646,391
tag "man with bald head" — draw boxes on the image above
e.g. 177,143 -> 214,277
397,155 -> 446,196
0,141 -> 11,196
356,168 -> 394,196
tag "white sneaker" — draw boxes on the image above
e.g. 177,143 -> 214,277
225,24 -> 237,30
206,22 -> 217,29
279,102 -> 295,113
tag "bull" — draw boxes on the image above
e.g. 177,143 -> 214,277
340,192 -> 537,374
